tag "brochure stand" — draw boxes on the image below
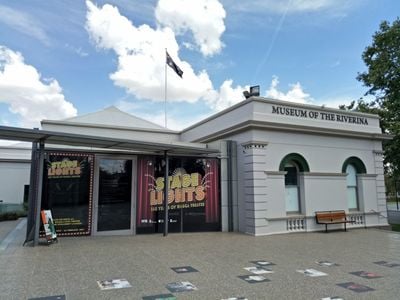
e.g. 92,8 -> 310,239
40,210 -> 58,245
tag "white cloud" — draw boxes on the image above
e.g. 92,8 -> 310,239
227,0 -> 356,15
316,96 -> 354,109
138,111 -> 210,131
265,76 -> 312,104
116,99 -> 212,131
0,46 -> 77,128
155,0 -> 226,56
265,76 -> 359,109
205,79 -> 247,111
65,44 -> 89,57
85,1 -> 243,113
0,5 -> 50,46
86,1 -> 213,103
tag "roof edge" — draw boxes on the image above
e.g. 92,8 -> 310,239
189,120 -> 392,143
41,120 -> 179,134
180,97 -> 380,133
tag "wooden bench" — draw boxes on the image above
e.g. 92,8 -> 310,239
315,210 -> 354,232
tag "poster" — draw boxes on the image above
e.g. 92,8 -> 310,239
238,275 -> 270,284
137,157 -> 220,233
166,281 -> 198,293
374,261 -> 400,268
171,266 -> 198,273
350,271 -> 382,279
28,296 -> 66,300
142,294 -> 176,300
243,267 -> 274,274
42,152 -> 93,236
40,210 -> 57,242
316,261 -> 339,267
250,260 -> 275,266
296,269 -> 327,277
337,282 -> 375,293
97,278 -> 132,290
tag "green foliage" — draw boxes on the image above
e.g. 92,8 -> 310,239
0,207 -> 27,221
351,19 -> 400,177
0,212 -> 18,221
385,174 -> 396,198
391,224 -> 400,232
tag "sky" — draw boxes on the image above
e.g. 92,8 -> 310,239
0,0 -> 399,134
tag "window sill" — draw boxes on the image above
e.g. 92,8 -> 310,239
286,213 -> 305,218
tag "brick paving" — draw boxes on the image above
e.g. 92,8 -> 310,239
0,219 -> 399,300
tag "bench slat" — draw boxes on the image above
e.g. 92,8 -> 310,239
315,210 -> 353,232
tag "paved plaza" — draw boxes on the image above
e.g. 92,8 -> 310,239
0,218 -> 399,300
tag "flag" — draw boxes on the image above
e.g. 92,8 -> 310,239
166,51 -> 183,78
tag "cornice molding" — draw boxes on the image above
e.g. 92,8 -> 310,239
373,150 -> 384,156
264,171 -> 286,176
241,141 -> 269,149
357,174 -> 378,178
181,97 -> 381,133
300,172 -> 347,177
191,120 -> 392,143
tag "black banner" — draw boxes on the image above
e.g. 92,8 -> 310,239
42,152 -> 93,236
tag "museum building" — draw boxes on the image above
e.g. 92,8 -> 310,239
0,96 -> 390,240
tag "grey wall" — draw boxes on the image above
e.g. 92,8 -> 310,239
206,127 -> 387,235
0,146 -> 31,205
0,162 -> 30,204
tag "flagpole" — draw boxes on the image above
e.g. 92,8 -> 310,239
165,50 -> 183,128
164,48 -> 167,128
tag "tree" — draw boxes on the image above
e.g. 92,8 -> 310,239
351,19 -> 400,177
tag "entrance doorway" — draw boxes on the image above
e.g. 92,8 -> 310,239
93,156 -> 136,235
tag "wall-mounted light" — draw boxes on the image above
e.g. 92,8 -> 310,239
250,85 -> 260,96
243,85 -> 260,99
243,91 -> 251,98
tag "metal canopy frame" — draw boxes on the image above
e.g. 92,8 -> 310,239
0,125 -> 219,246
0,125 -> 218,155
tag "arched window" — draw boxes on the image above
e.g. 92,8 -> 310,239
346,164 -> 358,210
280,153 -> 309,214
284,162 -> 300,213
342,156 -> 366,211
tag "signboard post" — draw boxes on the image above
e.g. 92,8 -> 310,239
395,178 -> 399,210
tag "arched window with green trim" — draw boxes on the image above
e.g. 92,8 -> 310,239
279,153 -> 309,213
342,157 -> 367,174
342,157 -> 366,210
279,153 -> 310,173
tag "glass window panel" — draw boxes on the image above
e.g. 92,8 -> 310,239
346,164 -> 357,186
285,186 -> 299,212
136,156 -> 220,234
97,159 -> 132,231
284,167 -> 297,186
347,187 -> 358,209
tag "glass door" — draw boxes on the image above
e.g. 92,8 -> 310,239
93,156 -> 136,235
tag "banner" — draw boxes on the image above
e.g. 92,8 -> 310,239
137,157 -> 220,233
42,152 -> 94,236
